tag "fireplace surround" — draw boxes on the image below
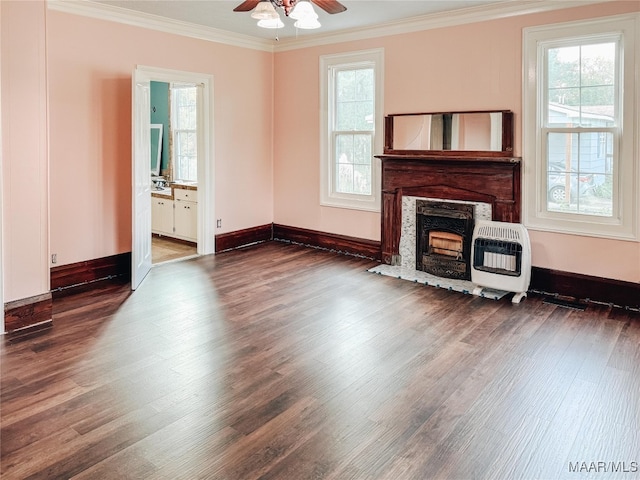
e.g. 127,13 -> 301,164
376,154 -> 522,265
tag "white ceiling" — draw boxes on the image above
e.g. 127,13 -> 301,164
89,0 -> 513,41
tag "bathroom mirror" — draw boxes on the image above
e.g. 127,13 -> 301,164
384,110 -> 513,156
150,123 -> 163,175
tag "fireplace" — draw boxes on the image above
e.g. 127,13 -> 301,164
416,200 -> 474,280
372,110 -> 524,298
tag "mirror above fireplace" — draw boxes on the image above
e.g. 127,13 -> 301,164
384,110 -> 513,157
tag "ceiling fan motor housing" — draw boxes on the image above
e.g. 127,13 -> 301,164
272,0 -> 297,16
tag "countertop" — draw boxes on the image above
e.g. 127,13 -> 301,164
151,182 -> 197,199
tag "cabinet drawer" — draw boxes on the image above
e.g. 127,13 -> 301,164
174,188 -> 196,202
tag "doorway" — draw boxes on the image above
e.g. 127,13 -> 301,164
150,81 -> 199,265
132,66 -> 215,289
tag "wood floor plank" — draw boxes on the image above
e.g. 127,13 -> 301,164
1,241 -> 638,479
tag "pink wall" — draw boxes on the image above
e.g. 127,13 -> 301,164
46,11 -> 274,267
1,1 -> 50,302
273,1 -> 640,283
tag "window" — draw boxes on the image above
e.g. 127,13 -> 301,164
320,49 -> 384,211
523,15 -> 638,240
171,84 -> 198,182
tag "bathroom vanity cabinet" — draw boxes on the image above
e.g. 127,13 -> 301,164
173,188 -> 197,242
151,185 -> 197,243
152,197 -> 174,236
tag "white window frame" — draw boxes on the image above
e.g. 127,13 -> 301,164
320,48 -> 384,212
523,14 -> 639,240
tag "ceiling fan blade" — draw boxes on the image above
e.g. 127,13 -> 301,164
311,0 -> 347,14
233,0 -> 261,12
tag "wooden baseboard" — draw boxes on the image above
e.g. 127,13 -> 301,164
51,252 -> 131,294
273,224 -> 382,260
4,293 -> 53,333
531,266 -> 639,309
19,227 -> 634,325
215,224 -> 273,252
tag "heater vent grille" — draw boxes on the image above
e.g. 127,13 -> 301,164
473,238 -> 522,277
474,224 -> 523,242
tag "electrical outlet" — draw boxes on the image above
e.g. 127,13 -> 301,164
216,219 -> 222,228
51,253 -> 57,264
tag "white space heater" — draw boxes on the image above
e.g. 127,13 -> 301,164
471,220 -> 531,303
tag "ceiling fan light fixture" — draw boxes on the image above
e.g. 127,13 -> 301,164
257,16 -> 285,28
289,1 -> 317,20
294,16 -> 321,29
251,1 -> 278,20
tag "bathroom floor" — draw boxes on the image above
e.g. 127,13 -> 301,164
152,235 -> 197,264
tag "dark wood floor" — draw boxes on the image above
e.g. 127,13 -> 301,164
1,241 -> 639,479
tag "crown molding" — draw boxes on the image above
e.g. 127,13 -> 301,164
274,0 -> 611,51
48,0 -> 611,53
47,0 -> 276,53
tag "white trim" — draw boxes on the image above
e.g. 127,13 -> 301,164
48,0 -> 605,53
277,0 -> 607,51
47,0 -> 274,52
522,13 -> 639,241
0,4 -> 4,334
320,48 -> 384,212
135,65 -> 215,257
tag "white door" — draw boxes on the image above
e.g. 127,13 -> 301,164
131,68 -> 152,290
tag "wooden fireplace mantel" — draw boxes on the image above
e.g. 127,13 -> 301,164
376,154 -> 522,265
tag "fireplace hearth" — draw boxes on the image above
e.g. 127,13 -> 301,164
416,200 -> 474,280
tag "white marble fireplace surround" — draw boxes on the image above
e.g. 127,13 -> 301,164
369,196 -> 509,300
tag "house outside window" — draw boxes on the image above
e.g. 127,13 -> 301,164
320,49 -> 384,211
523,14 -> 638,240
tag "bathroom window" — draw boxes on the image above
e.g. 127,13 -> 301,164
171,84 -> 198,182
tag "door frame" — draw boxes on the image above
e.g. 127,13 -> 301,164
0,10 -> 4,333
133,66 -> 215,278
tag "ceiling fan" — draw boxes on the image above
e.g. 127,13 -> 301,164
233,0 -> 347,17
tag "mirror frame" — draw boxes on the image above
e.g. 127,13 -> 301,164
383,110 -> 514,157
150,123 -> 163,176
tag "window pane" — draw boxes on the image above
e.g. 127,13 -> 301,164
581,43 -> 616,86
336,99 -> 373,131
546,132 -> 612,216
172,86 -> 198,182
353,165 -> 371,194
548,46 -> 580,89
579,131 -> 612,174
336,70 -> 355,102
336,102 -> 356,130
335,133 -> 372,194
355,69 -> 373,101
335,68 -> 374,131
173,88 -> 197,129
547,42 -> 616,127
175,131 -> 197,181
